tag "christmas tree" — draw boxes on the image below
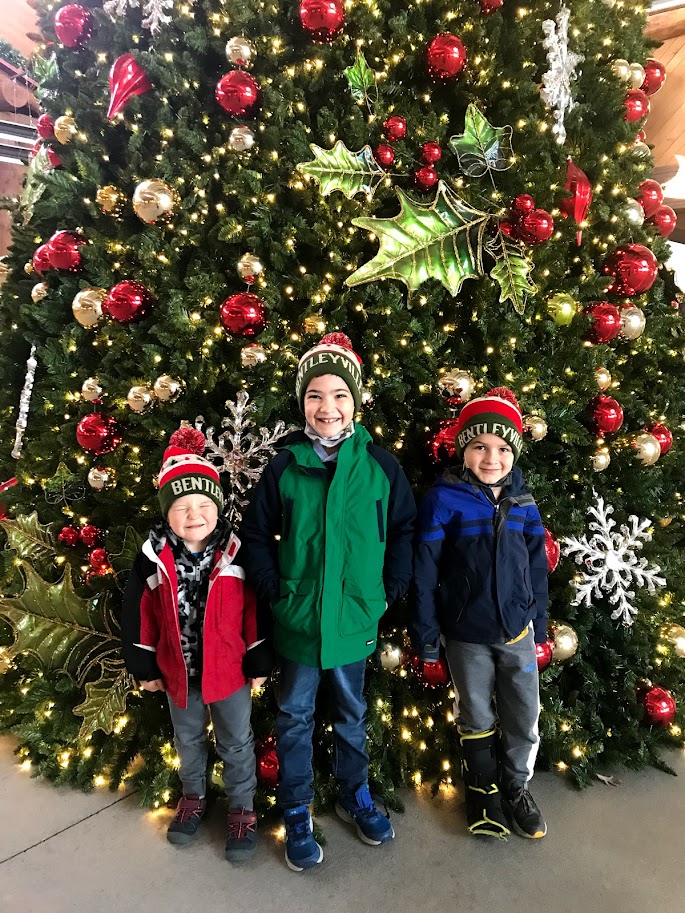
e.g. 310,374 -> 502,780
0,0 -> 682,810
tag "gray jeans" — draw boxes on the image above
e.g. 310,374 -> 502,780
167,683 -> 257,807
445,627 -> 540,792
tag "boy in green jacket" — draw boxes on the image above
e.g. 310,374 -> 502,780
241,333 -> 415,872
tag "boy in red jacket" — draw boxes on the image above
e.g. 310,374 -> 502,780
121,427 -> 270,861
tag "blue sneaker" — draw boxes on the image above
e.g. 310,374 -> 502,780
335,785 -> 395,846
283,806 -> 324,872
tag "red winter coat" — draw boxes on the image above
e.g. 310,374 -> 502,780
121,535 -> 258,709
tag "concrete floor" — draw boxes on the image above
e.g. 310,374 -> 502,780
1,735 -> 684,913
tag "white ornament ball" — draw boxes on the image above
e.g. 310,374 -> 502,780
592,447 -> 611,472
633,432 -> 661,466
237,252 -> 264,283
32,282 -> 49,302
378,641 -> 402,671
629,62 -> 646,90
229,126 -> 255,152
88,466 -> 116,490
611,58 -> 631,82
81,377 -> 103,402
127,384 -> 154,413
225,36 -> 255,68
620,306 -> 646,340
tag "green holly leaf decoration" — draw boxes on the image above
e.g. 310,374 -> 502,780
449,104 -> 514,178
489,237 -> 537,315
346,181 -> 490,296
297,141 -> 386,200
109,526 -> 145,575
32,52 -> 58,86
0,512 -> 55,564
42,461 -> 86,506
74,661 -> 133,741
0,561 -> 120,684
344,49 -> 375,103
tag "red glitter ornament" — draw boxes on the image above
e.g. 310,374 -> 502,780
429,418 -> 460,463
623,88 -> 650,122
37,114 -> 55,139
76,413 -> 123,455
583,302 -> 622,344
536,639 -> 554,671
414,164 -> 439,191
642,685 -> 676,726
651,205 -> 677,238
544,528 -> 560,573
46,230 -> 85,272
255,737 -> 279,788
54,5 -> 93,48
107,54 -> 153,119
636,179 -> 663,218
79,524 -> 104,548
603,244 -> 658,297
215,71 -> 261,118
374,144 -> 395,168
298,0 -> 345,42
103,281 -> 154,324
426,33 -> 467,81
419,656 -> 450,687
220,292 -> 267,337
383,115 -> 407,142
641,59 -> 666,96
88,547 -> 110,570
644,423 -> 673,456
588,395 -> 624,435
421,142 -> 442,164
58,526 -> 80,547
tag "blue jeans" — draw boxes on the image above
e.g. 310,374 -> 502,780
276,657 -> 368,809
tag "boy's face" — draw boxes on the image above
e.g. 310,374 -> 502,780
167,493 -> 218,551
303,373 -> 355,438
463,433 -> 515,484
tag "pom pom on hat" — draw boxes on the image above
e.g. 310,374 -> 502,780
296,332 -> 364,411
168,426 -> 206,455
158,425 -> 224,517
455,387 -> 524,462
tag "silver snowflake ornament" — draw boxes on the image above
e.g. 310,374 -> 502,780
539,6 -> 583,144
195,391 -> 295,527
561,492 -> 666,626
103,0 -> 173,35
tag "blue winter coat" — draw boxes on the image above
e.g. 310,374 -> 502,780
412,466 -> 548,651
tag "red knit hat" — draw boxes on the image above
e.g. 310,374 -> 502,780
455,387 -> 524,461
158,427 -> 224,516
296,332 -> 363,411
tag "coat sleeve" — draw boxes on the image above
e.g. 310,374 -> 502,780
240,459 -> 283,603
524,503 -> 549,643
411,488 -> 446,657
120,550 -> 163,682
381,459 -> 416,606
240,580 -> 274,679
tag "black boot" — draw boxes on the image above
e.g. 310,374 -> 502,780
459,730 -> 510,839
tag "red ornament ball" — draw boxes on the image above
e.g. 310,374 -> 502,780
624,88 -> 650,122
46,230 -> 85,272
103,280 -> 154,324
536,639 -> 554,672
76,413 -> 123,455
516,209 -> 554,245
603,244 -> 658,297
37,113 -> 55,139
421,142 -> 442,165
79,524 -> 104,547
54,5 -> 93,48
419,656 -> 450,687
374,144 -> 395,168
215,71 -> 261,118
583,302 -> 622,344
637,179 -> 664,218
46,147 -> 62,168
642,685 -> 676,726
426,33 -> 467,81
383,115 -> 407,142
511,193 -> 536,215
220,292 -> 267,337
641,59 -> 666,96
480,0 -> 504,11
544,528 -> 560,573
499,219 -> 515,238
645,422 -> 673,456
88,547 -> 110,570
429,417 -> 460,462
589,395 -> 624,435
32,243 -> 53,275
298,0 -> 345,42
255,737 -> 279,788
414,164 -> 439,191
651,205 -> 677,238
58,526 -> 80,547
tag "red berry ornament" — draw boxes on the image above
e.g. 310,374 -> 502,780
651,205 -> 677,238
76,413 -> 123,455
603,244 -> 658,297
37,114 -> 55,139
89,547 -> 110,570
46,230 -> 85,272
583,302 -> 622,344
383,115 -> 407,142
374,144 -> 395,168
589,395 -> 624,435
426,33 -> 467,81
637,179 -> 664,218
103,281 -> 154,323
421,142 -> 442,164
645,423 -> 673,456
429,418 -> 460,462
32,243 -> 52,275
544,528 -> 560,573
642,685 -> 676,726
215,71 -> 261,118
220,292 -> 267,337
54,5 -> 93,48
79,524 -> 104,547
624,88 -> 650,122
499,219 -> 515,238
480,0 -> 504,11
298,0 -> 345,42
414,165 -> 439,191
641,59 -> 666,96
511,194 -> 536,215
536,639 -> 554,671
516,209 -> 554,245
58,526 -> 80,547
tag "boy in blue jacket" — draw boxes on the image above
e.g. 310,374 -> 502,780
413,388 -> 548,840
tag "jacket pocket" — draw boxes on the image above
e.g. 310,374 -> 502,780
376,499 -> 385,543
273,577 -> 319,639
339,579 -> 386,638
281,498 -> 294,541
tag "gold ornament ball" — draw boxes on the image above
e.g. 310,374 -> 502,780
303,314 -> 326,334
81,377 -> 103,402
629,62 -> 646,90
24,261 -> 35,276
54,114 -> 77,144
546,292 -> 577,326
633,432 -> 661,466
620,306 -> 646,340
32,282 -> 49,303
88,466 -> 116,491
241,343 -> 268,368
594,367 -> 612,391
660,623 -> 685,658
632,141 -> 652,161
96,185 -> 125,217
592,447 -> 611,472
127,384 -> 154,413
523,414 -> 548,441
228,125 -> 255,152
237,252 -> 264,282
622,198 -> 645,228
225,36 -> 255,68
611,58 -> 631,82
439,368 -> 476,402
72,287 -> 106,328
132,179 -> 179,224
550,623 -> 579,662
378,641 -> 402,671
153,374 -> 183,402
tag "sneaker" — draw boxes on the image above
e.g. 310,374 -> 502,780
167,794 -> 206,845
335,785 -> 395,846
225,807 -> 258,862
502,787 -> 547,839
283,806 -> 324,872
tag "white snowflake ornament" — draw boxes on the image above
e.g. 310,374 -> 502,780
561,492 -> 666,626
540,6 -> 583,144
103,0 -> 173,35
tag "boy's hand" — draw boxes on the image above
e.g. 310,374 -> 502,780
249,677 -> 267,690
139,679 -> 166,692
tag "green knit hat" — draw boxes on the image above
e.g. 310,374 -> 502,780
295,332 -> 363,411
